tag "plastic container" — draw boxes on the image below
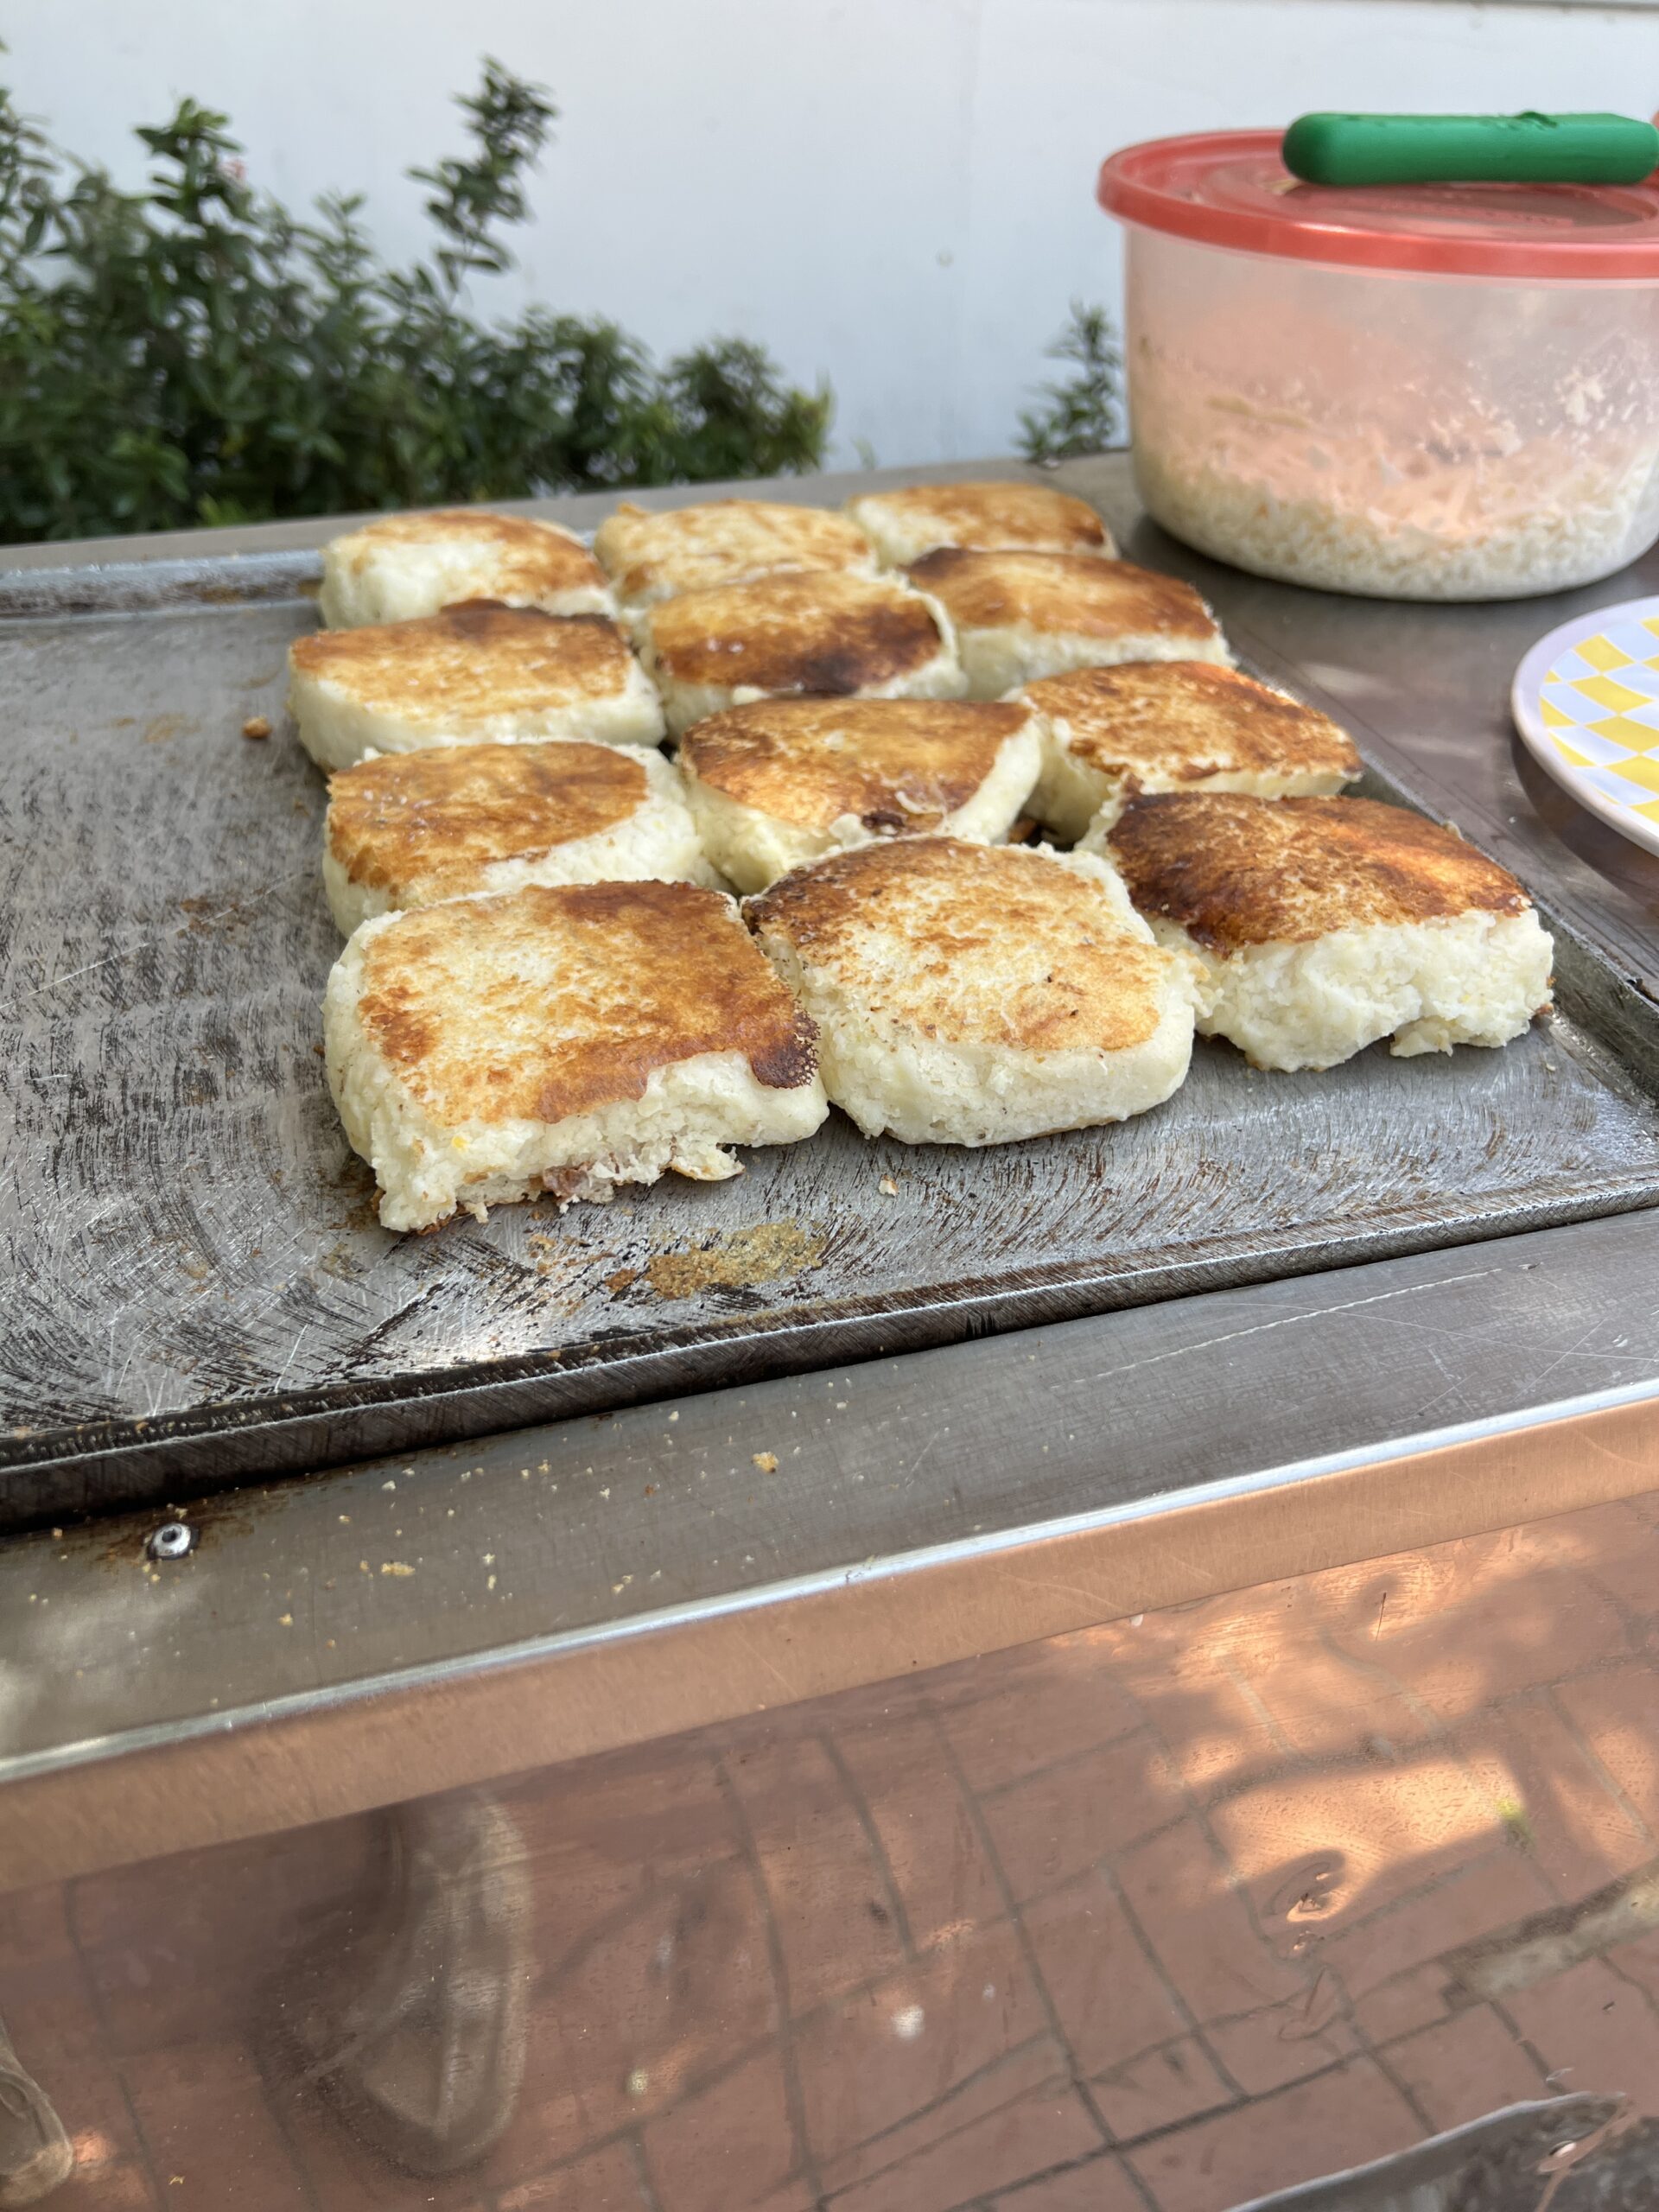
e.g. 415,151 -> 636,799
1097,131 -> 1659,600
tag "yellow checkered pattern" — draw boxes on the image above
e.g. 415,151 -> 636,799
1538,613 -> 1659,822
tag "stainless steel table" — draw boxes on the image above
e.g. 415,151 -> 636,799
3,458 -> 1657,2212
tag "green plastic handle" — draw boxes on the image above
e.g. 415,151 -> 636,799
1282,112 -> 1659,188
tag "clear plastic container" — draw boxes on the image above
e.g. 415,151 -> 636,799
1098,133 -> 1659,601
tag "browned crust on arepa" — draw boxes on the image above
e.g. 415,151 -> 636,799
680,696 -> 1031,833
905,550 -> 1219,644
594,499 -> 872,602
327,741 -> 649,896
1107,794 -> 1531,953
290,604 -> 638,720
1024,662 -> 1360,789
358,880 -> 818,1124
646,573 -> 949,696
856,481 -> 1109,556
747,836 -> 1166,1053
339,509 -> 607,599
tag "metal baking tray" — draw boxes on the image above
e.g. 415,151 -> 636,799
5,544 -> 1659,1530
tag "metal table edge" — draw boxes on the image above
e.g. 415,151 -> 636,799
5,1363 -> 1656,1789
4,1370 -> 1658,1888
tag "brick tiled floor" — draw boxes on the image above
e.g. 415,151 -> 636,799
1555,1663 -> 1659,1835
1112,1819 -> 1311,2029
497,2144 -> 642,2210
1126,2060 -> 1420,2212
1090,2037 -> 1233,2143
728,1738 -> 911,2015
793,1921 -> 1048,2164
1383,2006 -> 1548,2133
1319,1847 -> 1556,2024
120,2043 -> 312,2210
979,1733 -> 1185,1904
1505,1959 -> 1659,2113
1451,1694 -> 1657,1899
7,1491 -> 1659,2209
817,2039 -> 1067,2199
830,1713 -> 1006,1954
826,2077 -> 1101,2212
640,2047 -> 798,2212
1021,1873 -> 1191,2079
985,2153 -> 1149,2212
932,1643 -> 1141,1796
1112,1672 -> 1277,1808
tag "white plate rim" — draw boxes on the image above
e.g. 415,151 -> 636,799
1511,594 -> 1659,860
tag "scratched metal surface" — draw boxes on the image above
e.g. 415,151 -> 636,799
5,550 -> 1659,1512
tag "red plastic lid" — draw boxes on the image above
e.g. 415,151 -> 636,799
1099,129 -> 1659,279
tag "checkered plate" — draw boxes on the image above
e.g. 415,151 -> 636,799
1513,595 -> 1659,857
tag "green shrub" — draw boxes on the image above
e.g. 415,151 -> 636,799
0,60 -> 832,541
1019,301 -> 1123,464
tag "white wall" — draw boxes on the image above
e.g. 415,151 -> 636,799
8,3 -> 1656,467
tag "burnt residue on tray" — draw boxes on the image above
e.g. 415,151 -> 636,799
614,1221 -> 830,1304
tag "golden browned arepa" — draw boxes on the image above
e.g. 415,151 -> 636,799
593,499 -> 874,607
904,550 -> 1230,697
325,880 -> 828,1229
322,739 -> 712,933
1029,660 -> 1361,839
1103,793 -> 1554,1071
320,508 -> 612,627
745,836 -> 1196,1144
677,696 -> 1043,891
847,480 -> 1115,567
637,570 -> 966,735
289,603 -> 665,769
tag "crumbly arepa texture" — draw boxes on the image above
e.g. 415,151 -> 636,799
1104,792 -> 1554,1071
592,499 -> 875,607
847,480 -> 1116,568
319,508 -> 613,627
637,570 -> 967,736
905,549 -> 1230,699
745,836 -> 1197,1145
289,604 -> 665,769
322,739 -> 715,934
678,696 -> 1043,893
1028,660 -> 1362,840
326,880 -> 827,1230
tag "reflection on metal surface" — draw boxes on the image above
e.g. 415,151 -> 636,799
269,1795 -> 531,2177
0,2014 -> 72,2206
8,1484 -> 1659,2205
1443,1858 -> 1659,2009
14,1384 -> 1659,1888
1226,2094 -> 1632,2209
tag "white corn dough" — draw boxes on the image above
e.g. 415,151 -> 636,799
747,839 -> 1198,1146
1147,906 -> 1555,1073
678,697 -> 1043,893
289,606 -> 664,771
320,508 -> 613,626
322,742 -> 716,935
326,882 -> 827,1230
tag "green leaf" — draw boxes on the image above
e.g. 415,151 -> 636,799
0,58 -> 830,542
1018,301 -> 1124,466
